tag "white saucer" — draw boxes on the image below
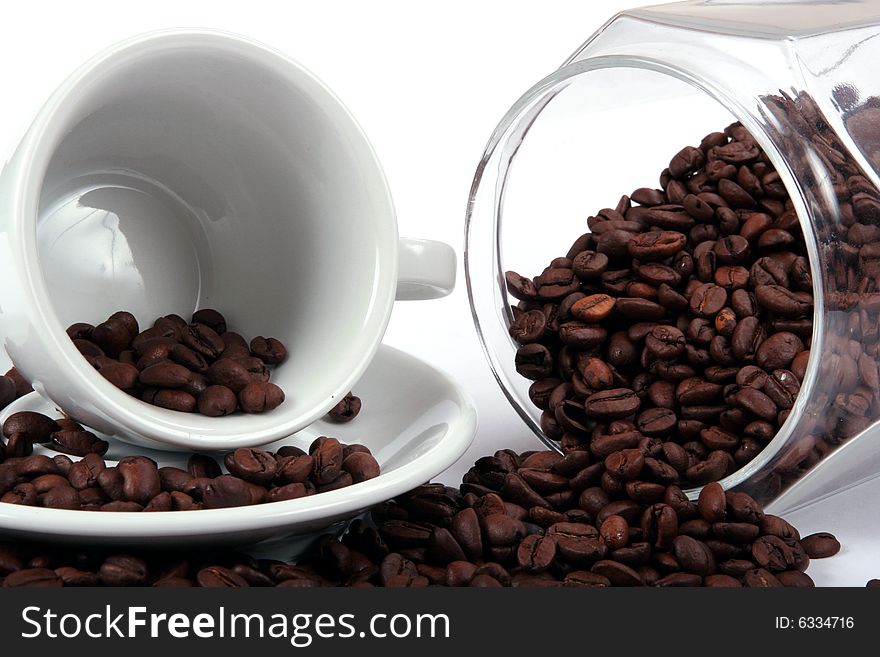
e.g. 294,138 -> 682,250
0,344 -> 477,548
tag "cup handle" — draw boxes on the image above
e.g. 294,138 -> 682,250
396,238 -> 456,300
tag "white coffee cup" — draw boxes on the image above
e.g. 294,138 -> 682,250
0,29 -> 456,451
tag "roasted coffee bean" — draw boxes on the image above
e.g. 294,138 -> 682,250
327,393 -> 362,423
515,344 -> 553,379
197,566 -> 250,588
3,568 -> 63,587
116,456 -> 161,506
645,325 -> 686,360
93,357 -> 139,390
509,310 -> 546,344
206,359 -> 252,393
752,536 -> 795,572
800,533 -> 841,559
755,285 -> 812,317
629,231 -> 687,261
191,309 -> 227,335
220,332 -> 251,360
505,271 -> 538,300
689,284 -> 728,318
604,449 -> 644,481
275,455 -> 314,485
311,437 -> 344,486
341,451 -> 381,484
198,385 -> 238,416
170,344 -> 209,373
585,388 -> 640,419
152,390 -> 198,412
239,382 -> 285,413
669,146 -> 705,178
571,294 -> 616,323
181,323 -> 225,359
49,429 -> 109,457
201,475 -> 265,509
756,332 -> 804,370
591,560 -> 643,586
99,555 -> 148,586
91,318 -> 133,358
225,448 -> 278,485
139,362 -> 193,389
250,336 -> 288,364
615,298 -> 665,321
673,535 -> 716,575
3,412 -> 59,443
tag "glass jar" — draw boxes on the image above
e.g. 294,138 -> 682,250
465,0 -> 880,511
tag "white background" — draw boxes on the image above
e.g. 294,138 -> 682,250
1,0 -> 876,585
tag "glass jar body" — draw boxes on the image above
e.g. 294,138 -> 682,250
466,0 -> 880,510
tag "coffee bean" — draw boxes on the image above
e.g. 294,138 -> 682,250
628,231 -> 687,261
181,323 -> 225,359
169,344 -> 209,373
591,560 -> 643,586
689,283 -> 728,318
800,533 -> 841,558
669,146 -> 705,178
191,309 -> 227,335
49,429 -> 109,457
117,456 -> 161,506
755,285 -> 812,317
239,382 -> 285,413
756,332 -> 804,370
752,536 -> 795,572
250,336 -> 288,364
139,362 -> 193,388
571,294 -> 616,323
505,271 -> 538,300
91,318 -> 133,358
198,385 -> 238,416
151,389 -> 198,412
3,568 -> 63,587
327,393 -> 362,422
225,448 -> 278,485
697,482 -> 726,522
673,535 -> 716,575
194,565 -> 249,588
515,344 -> 553,379
3,412 -> 59,443
205,359 -> 252,393
201,475 -> 265,509
99,555 -> 148,586
585,388 -> 640,419
615,298 -> 665,321
645,325 -> 686,360
341,451 -> 381,484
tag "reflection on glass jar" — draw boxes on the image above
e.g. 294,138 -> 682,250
466,0 -> 880,509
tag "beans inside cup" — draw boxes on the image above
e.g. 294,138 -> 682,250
68,309 -> 287,416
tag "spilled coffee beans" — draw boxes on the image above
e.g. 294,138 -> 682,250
0,411 -> 380,511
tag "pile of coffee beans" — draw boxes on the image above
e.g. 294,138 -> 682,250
0,441 -> 839,586
506,121 -> 813,488
0,368 -> 32,410
68,309 -> 285,415
0,410 -> 380,511
326,392 -> 362,423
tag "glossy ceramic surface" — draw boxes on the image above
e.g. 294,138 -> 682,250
0,344 -> 476,548
0,29 -> 455,451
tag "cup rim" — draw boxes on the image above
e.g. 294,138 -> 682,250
9,28 -> 399,449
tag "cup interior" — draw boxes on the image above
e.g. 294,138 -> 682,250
28,33 -> 397,445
